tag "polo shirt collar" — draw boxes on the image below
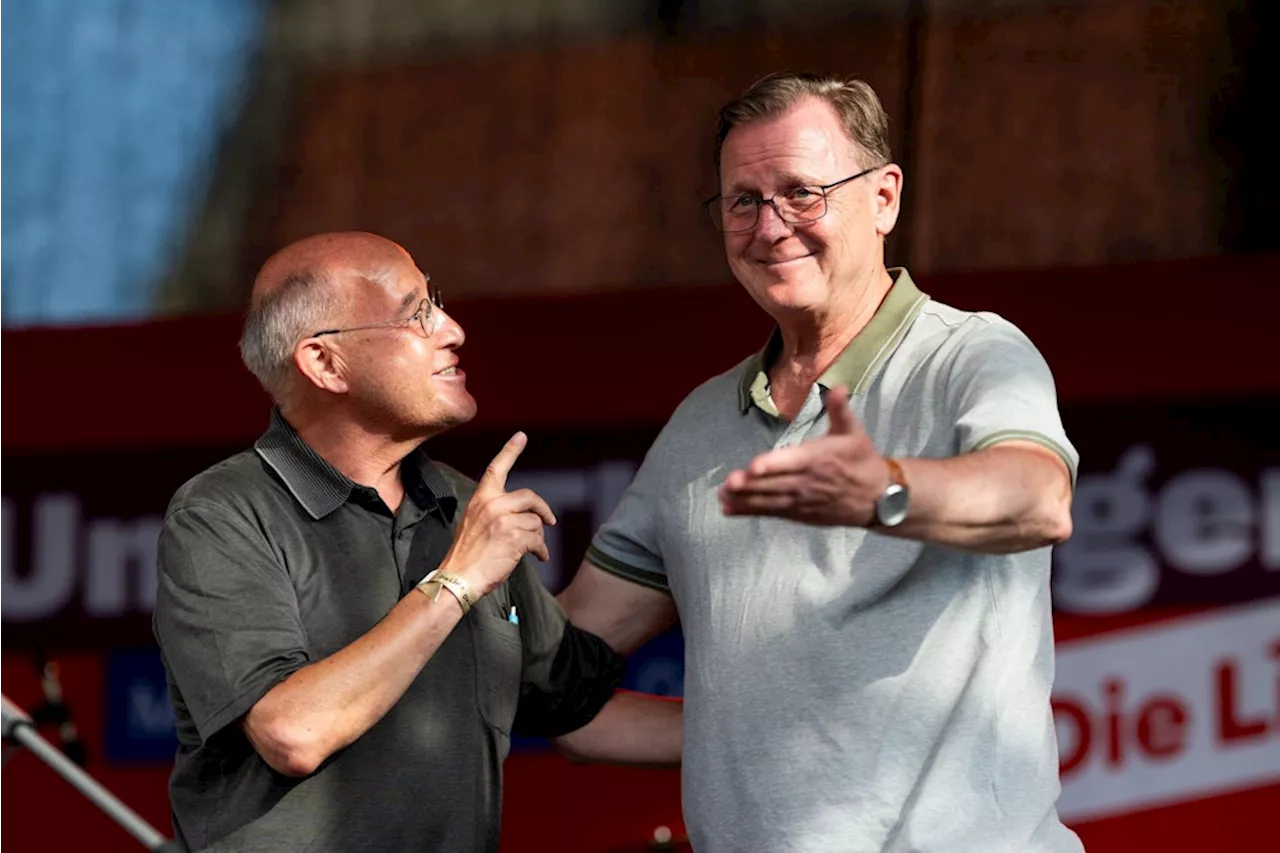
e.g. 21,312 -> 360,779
737,267 -> 929,414
254,408 -> 457,521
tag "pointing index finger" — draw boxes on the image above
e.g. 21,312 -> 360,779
479,431 -> 527,492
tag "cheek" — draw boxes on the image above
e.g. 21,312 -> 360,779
820,203 -> 874,249
724,233 -> 751,261
353,349 -> 427,401
802,219 -> 837,249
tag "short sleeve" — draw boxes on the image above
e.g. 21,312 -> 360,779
946,317 -> 1079,481
508,559 -> 624,737
154,500 -> 310,744
585,430 -> 673,592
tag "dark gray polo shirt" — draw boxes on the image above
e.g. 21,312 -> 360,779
154,410 -> 621,852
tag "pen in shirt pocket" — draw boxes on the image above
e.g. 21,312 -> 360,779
508,606 -> 519,626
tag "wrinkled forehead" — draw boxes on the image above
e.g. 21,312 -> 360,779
332,255 -> 428,319
719,102 -> 861,192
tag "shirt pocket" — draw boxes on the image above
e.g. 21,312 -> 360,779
468,613 -> 523,735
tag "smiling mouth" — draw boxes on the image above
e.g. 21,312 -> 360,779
435,366 -> 459,377
761,253 -> 813,265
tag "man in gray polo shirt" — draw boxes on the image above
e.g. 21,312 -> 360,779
560,73 -> 1083,852
154,232 -> 680,851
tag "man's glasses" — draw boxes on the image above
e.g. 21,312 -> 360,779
312,281 -> 444,339
703,164 -> 885,233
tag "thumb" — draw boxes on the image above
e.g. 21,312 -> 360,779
825,385 -> 857,435
478,431 -> 527,493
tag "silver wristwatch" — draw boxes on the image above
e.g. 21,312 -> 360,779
874,459 -> 910,527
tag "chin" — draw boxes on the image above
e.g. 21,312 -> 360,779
455,395 -> 479,424
749,275 -> 829,315
436,393 -> 477,428
408,391 -> 477,438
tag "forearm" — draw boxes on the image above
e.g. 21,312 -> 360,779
245,588 -> 463,775
892,444 -> 1073,553
552,690 -> 682,767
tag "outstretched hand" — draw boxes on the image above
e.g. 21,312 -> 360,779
718,385 -> 892,527
440,432 -> 558,596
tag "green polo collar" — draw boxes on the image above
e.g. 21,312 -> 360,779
737,267 -> 929,414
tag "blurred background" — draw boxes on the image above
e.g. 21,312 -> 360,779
3,0 -> 1278,850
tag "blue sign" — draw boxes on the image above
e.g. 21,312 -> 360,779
104,646 -> 178,764
102,632 -> 687,760
621,628 -> 685,698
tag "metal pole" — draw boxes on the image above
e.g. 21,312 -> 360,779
3,694 -> 179,852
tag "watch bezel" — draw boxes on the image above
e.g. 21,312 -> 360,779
875,482 -> 910,527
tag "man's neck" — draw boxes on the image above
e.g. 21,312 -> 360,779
768,266 -> 894,420
286,406 -> 428,511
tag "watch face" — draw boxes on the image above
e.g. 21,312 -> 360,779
877,484 -> 910,527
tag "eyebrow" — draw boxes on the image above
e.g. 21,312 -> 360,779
725,172 -> 820,195
396,291 -> 418,314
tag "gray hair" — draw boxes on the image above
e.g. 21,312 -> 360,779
713,72 -> 892,178
239,268 -> 339,404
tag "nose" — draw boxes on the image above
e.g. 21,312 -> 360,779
753,201 -> 794,242
433,307 -> 465,347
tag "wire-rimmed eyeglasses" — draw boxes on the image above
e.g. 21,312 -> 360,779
703,164 -> 885,233
312,280 -> 444,339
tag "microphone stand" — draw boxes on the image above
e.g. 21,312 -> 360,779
2,694 -> 181,852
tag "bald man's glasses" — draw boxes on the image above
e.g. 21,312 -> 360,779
312,282 -> 444,339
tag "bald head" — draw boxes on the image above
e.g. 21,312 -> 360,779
240,231 -> 411,404
252,231 -> 410,303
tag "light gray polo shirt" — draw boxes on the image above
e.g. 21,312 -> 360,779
588,269 -> 1084,853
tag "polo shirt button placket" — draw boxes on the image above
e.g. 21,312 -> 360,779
777,424 -> 805,449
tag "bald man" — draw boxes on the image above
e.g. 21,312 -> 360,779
153,232 -> 680,852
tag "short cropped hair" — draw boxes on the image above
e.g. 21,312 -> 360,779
239,268 -> 338,403
713,71 -> 891,177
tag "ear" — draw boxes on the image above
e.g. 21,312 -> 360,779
294,338 -> 350,395
874,163 -> 903,237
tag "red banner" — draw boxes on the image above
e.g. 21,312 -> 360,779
4,256 -> 1279,851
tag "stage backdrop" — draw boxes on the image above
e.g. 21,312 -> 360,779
4,255 -> 1278,852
